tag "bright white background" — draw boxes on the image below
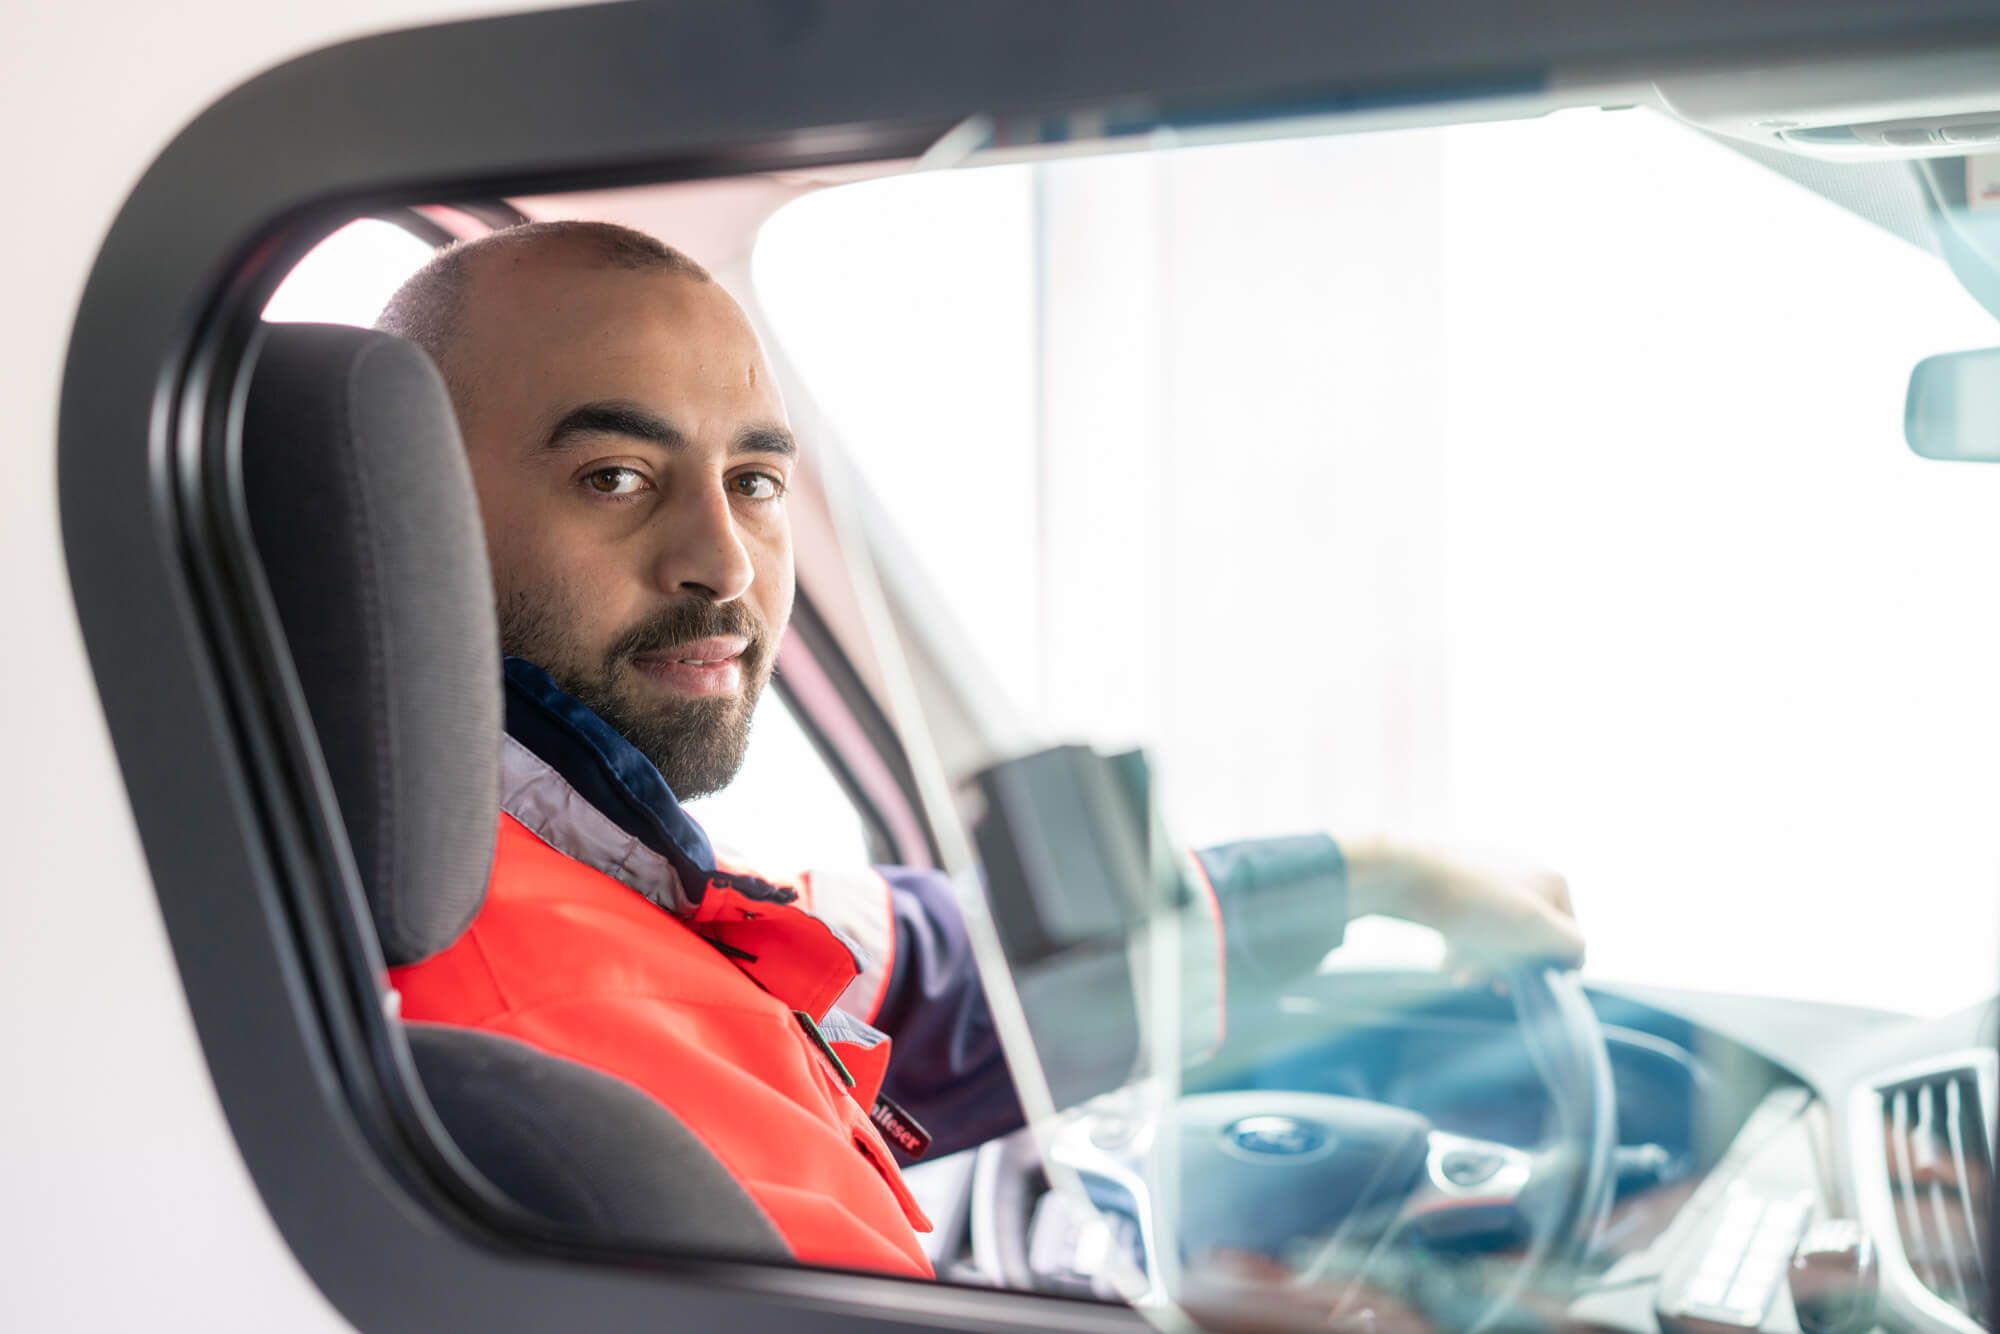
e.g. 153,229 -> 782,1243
754,109 -> 2000,1017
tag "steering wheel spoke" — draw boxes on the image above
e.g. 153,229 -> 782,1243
1397,1130 -> 1539,1245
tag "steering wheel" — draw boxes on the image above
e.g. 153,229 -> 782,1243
970,965 -> 1616,1328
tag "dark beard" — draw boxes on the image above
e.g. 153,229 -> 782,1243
500,588 -> 771,799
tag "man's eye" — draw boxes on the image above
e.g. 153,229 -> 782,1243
583,467 -> 648,497
731,472 -> 785,501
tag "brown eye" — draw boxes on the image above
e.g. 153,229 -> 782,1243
732,472 -> 784,501
584,467 -> 647,497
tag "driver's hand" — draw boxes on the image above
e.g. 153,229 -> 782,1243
1342,837 -> 1584,969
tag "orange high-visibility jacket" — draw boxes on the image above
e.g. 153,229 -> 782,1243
392,801 -> 934,1276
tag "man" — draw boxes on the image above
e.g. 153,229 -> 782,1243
376,220 -> 1582,1278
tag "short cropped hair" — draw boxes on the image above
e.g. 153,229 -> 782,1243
375,219 -> 710,383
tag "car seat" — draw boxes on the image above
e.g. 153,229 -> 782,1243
239,321 -> 791,1262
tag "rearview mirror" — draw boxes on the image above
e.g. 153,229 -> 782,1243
1906,347 -> 2000,461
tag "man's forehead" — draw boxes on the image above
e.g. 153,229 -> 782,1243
453,248 -> 783,418
465,249 -> 729,343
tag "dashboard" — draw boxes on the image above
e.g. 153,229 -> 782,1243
910,973 -> 1998,1332
1588,982 -> 1996,1334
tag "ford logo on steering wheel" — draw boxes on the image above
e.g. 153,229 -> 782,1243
1224,1115 -> 1329,1158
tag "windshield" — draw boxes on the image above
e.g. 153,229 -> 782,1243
753,105 -> 2000,1022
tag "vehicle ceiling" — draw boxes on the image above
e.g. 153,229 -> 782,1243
515,39 -> 2000,284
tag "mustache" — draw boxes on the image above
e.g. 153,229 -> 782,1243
608,598 -> 767,665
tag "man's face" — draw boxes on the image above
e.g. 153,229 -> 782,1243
444,250 -> 796,798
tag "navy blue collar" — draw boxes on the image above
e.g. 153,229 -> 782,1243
502,657 -> 717,883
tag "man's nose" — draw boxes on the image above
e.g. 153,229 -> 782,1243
652,480 -> 756,603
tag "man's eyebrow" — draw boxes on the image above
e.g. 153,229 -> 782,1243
540,401 -> 684,454
735,425 -> 798,459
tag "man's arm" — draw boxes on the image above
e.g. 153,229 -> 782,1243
859,845 -> 1355,1159
868,867 -> 1024,1160
831,839 -> 1583,1161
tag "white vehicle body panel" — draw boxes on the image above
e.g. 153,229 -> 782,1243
0,4 -> 549,1326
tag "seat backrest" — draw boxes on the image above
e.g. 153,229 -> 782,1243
241,321 -> 789,1263
242,322 -> 497,966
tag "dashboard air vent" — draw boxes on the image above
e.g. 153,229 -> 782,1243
1881,1068 -> 1992,1325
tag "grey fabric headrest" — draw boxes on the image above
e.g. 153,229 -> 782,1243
243,323 -> 499,965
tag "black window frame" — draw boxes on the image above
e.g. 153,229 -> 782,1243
57,1 -> 2000,1327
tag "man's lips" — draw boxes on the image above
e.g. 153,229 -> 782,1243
631,636 -> 751,697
